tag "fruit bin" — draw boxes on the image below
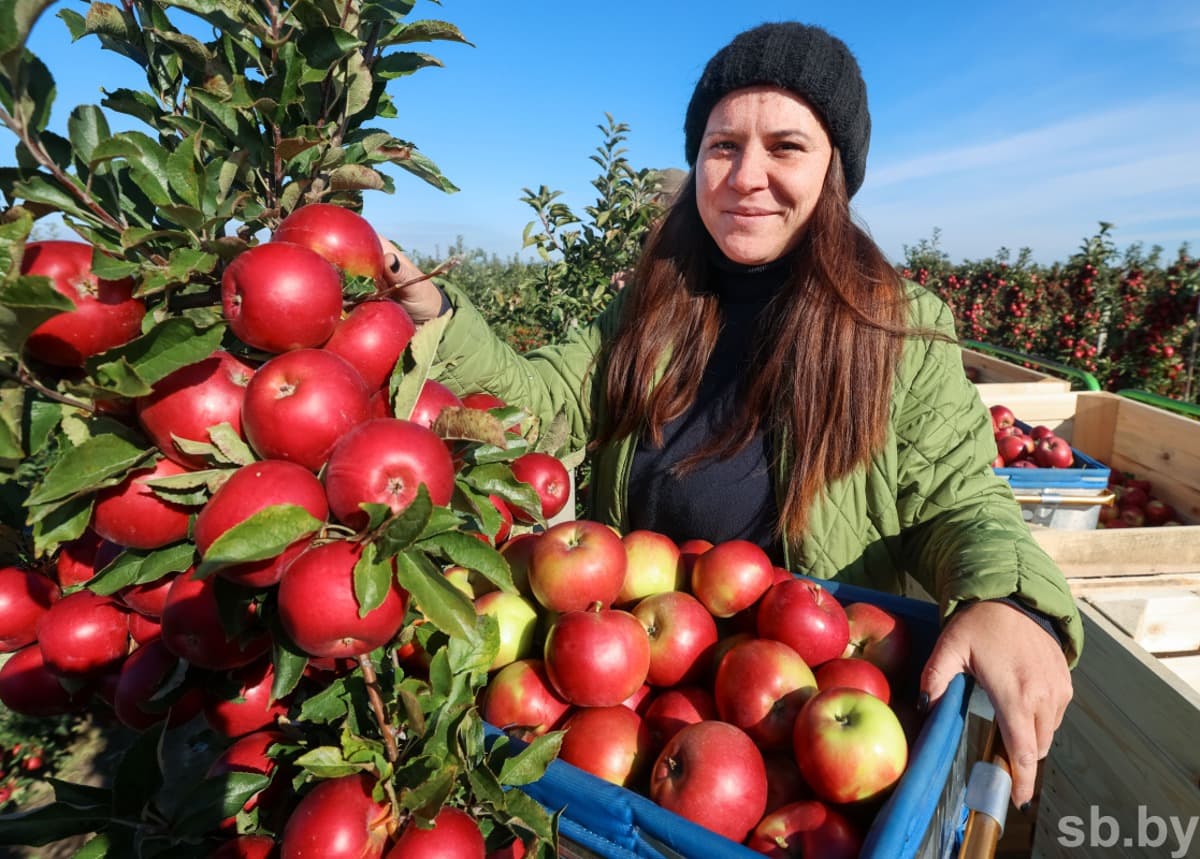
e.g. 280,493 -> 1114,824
975,390 -> 1200,571
487,579 -> 982,859
962,348 -> 1072,397
993,423 -> 1112,531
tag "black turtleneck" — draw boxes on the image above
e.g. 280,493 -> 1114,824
627,254 -> 788,563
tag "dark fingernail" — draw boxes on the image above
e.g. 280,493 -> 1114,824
1019,802 -> 1032,814
916,692 -> 930,714
388,254 -> 401,274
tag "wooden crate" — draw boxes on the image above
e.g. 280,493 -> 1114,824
975,391 -> 1200,561
1032,602 -> 1200,858
963,348 -> 1072,396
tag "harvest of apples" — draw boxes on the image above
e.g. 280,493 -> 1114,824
988,404 -> 1076,469
479,522 -> 919,856
1100,470 -> 1183,528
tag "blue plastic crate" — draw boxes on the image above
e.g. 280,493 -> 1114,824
993,420 -> 1110,490
487,578 -> 976,859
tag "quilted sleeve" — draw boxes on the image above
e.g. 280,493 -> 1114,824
893,291 -> 1083,664
431,282 -> 624,453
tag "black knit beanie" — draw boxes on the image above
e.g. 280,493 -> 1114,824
684,22 -> 871,198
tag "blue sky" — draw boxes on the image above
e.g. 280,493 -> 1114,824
23,0 -> 1200,266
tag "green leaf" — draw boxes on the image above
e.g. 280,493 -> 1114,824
67,104 -> 112,166
0,274 -> 75,357
297,675 -> 350,724
391,19 -> 473,47
394,549 -> 478,641
419,530 -> 514,594
87,541 -> 195,596
171,771 -> 270,836
113,721 -> 164,817
196,504 -> 323,578
374,51 -> 442,79
270,625 -> 309,702
25,433 -> 151,506
88,317 -> 226,387
376,483 -> 432,555
31,495 -> 93,556
497,732 -> 564,786
206,422 -> 256,466
0,801 -> 113,847
0,0 -> 57,62
353,541 -> 393,617
398,762 -> 457,818
69,833 -> 113,859
295,747 -> 362,779
391,312 -> 449,420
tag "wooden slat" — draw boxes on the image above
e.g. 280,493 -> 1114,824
1083,590 -> 1200,653
1033,528 -> 1200,576
1032,605 -> 1200,858
963,349 -> 1072,387
1161,654 -> 1200,693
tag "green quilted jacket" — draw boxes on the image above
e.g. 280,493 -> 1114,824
433,280 -> 1083,664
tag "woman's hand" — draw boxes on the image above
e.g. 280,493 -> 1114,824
377,236 -> 446,324
920,600 -> 1073,809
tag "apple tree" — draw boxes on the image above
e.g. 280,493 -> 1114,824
0,1 -> 568,856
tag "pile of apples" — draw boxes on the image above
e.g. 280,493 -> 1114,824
476,522 -> 917,856
988,404 -> 1075,469
3,203 -> 581,858
1100,471 -> 1183,528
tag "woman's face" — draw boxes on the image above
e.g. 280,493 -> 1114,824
696,86 -> 833,266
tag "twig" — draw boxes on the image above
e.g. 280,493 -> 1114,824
2,364 -> 95,414
374,257 -> 463,302
357,653 -> 400,765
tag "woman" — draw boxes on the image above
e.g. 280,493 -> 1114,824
383,21 -> 1077,811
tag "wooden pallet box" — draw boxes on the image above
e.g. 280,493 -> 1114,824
962,348 -> 1072,397
974,390 -> 1200,567
1032,601 -> 1200,858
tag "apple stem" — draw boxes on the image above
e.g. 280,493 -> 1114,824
358,653 -> 400,765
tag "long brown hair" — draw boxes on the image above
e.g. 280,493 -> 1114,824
596,150 -> 914,537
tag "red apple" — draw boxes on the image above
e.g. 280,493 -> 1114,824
1119,505 -> 1146,528
0,566 -> 59,653
406,378 -> 462,428
242,348 -> 372,471
323,300 -> 417,390
792,687 -> 908,804
840,601 -> 912,680
160,571 -> 270,671
386,807 -> 484,859
559,704 -> 653,787
204,658 -> 291,738
136,350 -> 255,467
92,457 -> 196,550
528,520 -> 627,613
677,539 -> 713,576
1029,425 -> 1055,441
324,418 -> 456,529
689,539 -> 774,618
989,404 -> 1015,432
996,434 -> 1029,465
756,578 -> 850,668
648,720 -> 767,843
272,203 -> 387,284
208,835 -> 278,859
207,729 -> 287,830
277,540 -> 408,659
280,773 -> 392,859
0,644 -> 87,716
509,452 -> 571,523
127,612 -> 162,644
713,637 -> 818,750
55,529 -> 108,587
194,459 -> 329,588
21,240 -> 145,366
632,591 -> 718,688
814,657 -> 891,704
498,532 -> 539,596
543,606 -> 650,707
222,242 -> 344,353
118,572 -> 180,619
1033,435 -> 1074,468
481,659 -> 572,743
642,686 -> 717,750
36,589 -> 129,677
746,800 -> 862,859
461,391 -> 507,411
113,638 -> 205,730
762,753 -> 810,813
618,530 -> 685,605
1144,498 -> 1177,526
